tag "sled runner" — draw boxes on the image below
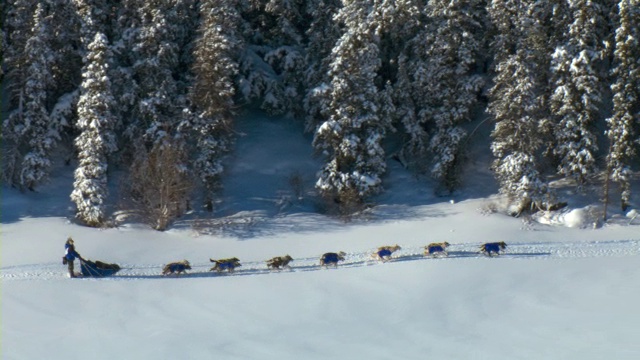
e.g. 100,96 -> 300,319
80,259 -> 121,277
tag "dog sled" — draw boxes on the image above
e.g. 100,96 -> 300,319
80,259 -> 121,277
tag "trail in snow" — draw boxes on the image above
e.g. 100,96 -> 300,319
2,239 -> 639,281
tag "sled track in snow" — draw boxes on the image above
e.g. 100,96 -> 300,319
2,239 -> 639,282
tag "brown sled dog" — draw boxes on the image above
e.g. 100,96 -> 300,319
373,244 -> 402,261
319,252 -> 346,267
162,260 -> 191,275
424,242 -> 450,257
210,257 -> 241,272
266,255 -> 293,270
479,242 -> 507,256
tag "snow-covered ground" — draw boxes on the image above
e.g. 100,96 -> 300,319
2,114 -> 640,359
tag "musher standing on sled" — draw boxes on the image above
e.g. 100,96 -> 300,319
63,237 -> 83,278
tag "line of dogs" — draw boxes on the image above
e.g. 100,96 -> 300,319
161,241 -> 508,276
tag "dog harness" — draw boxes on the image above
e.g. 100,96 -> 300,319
169,263 -> 188,272
322,253 -> 341,264
377,249 -> 392,258
217,261 -> 236,270
483,243 -> 502,254
428,245 -> 444,254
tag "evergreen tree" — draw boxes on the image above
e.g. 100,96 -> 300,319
3,0 -> 37,109
394,54 -> 425,167
2,0 -> 31,183
238,0 -> 308,116
373,0 -> 421,171
395,0 -> 484,191
0,22 -> 5,82
313,0 -> 389,209
185,0 -> 241,210
303,0 -> 341,133
109,0 -> 143,146
128,0 -> 190,146
3,4 -> 58,189
373,0 -> 421,86
71,32 -> 117,227
73,0 -> 111,48
489,53 -> 549,213
424,0 -> 484,192
488,0 -> 551,213
47,0 -> 83,118
486,0 -> 521,64
549,0 -> 608,187
605,0 -> 640,211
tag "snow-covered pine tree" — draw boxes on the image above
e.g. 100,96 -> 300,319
186,0 -> 241,211
3,0 -> 37,108
107,1 -> 196,151
489,52 -> 549,214
237,0 -> 308,116
46,0 -> 83,114
529,0 -> 569,158
3,1 -> 81,139
2,0 -> 29,183
6,4 -> 59,190
392,0 -> 484,190
70,32 -> 117,227
373,0 -> 420,85
73,0 -> 111,49
303,0 -> 341,133
0,21 -> 5,82
488,0 -> 551,213
372,0 -> 421,171
313,0 -> 389,210
486,0 -> 521,65
604,0 -> 640,212
393,54 -> 424,168
423,0 -> 485,192
108,0 -> 143,147
128,0 -> 188,147
549,0 -> 608,187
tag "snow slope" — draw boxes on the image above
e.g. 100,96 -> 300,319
2,113 -> 640,359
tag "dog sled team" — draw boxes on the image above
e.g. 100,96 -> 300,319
160,241 -> 508,276
64,237 -> 507,278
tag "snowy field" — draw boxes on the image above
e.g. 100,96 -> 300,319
2,115 -> 640,359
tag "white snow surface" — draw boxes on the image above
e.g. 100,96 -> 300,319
2,114 -> 640,359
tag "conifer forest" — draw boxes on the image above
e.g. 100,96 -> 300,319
1,0 -> 638,229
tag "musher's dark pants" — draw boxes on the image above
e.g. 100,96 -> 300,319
68,260 -> 75,277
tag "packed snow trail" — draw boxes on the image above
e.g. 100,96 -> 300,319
2,239 -> 639,281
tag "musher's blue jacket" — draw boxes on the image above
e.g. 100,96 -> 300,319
65,243 -> 80,261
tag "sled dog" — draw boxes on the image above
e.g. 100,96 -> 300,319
373,244 -> 401,261
210,257 -> 241,272
480,242 -> 507,256
266,255 -> 293,270
320,252 -> 346,267
162,260 -> 191,275
425,242 -> 450,256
